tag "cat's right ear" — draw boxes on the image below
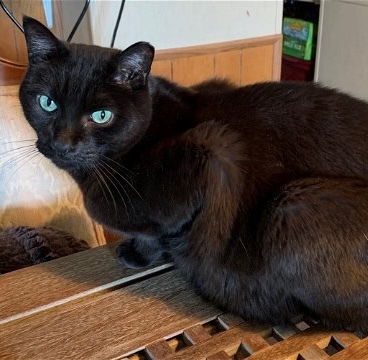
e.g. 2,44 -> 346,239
113,42 -> 155,89
23,16 -> 68,65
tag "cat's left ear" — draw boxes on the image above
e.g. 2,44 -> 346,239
23,16 -> 68,65
113,42 -> 155,89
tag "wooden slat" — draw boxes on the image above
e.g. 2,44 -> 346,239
206,350 -> 232,360
0,0 -> 64,85
10,0 -> 43,64
0,0 -> 60,65
0,1 -> 18,64
154,322 -> 270,360
329,337 -> 368,359
0,243 -> 173,322
0,270 -> 221,360
154,35 -> 282,61
0,60 -> 26,85
0,216 -> 363,360
332,332 -> 361,348
146,340 -> 174,360
242,334 -> 270,354
273,323 -> 299,340
217,313 -> 244,329
184,324 -> 212,344
298,344 -> 330,360
151,60 -> 172,80
272,35 -> 282,81
241,45 -> 274,85
246,328 -> 359,360
172,55 -> 214,86
154,35 -> 282,86
214,50 -> 241,85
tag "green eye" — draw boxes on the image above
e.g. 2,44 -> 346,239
90,110 -> 113,124
39,95 -> 57,112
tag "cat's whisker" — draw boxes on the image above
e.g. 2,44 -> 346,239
0,147 -> 37,170
34,151 -> 46,169
88,165 -> 110,211
1,149 -> 41,181
0,143 -> 54,181
239,238 -> 249,261
98,162 -> 130,219
92,165 -> 120,220
0,144 -> 37,158
101,157 -> 143,200
0,139 -> 36,146
102,155 -> 134,175
99,162 -> 138,218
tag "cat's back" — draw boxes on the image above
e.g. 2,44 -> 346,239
193,80 -> 368,129
191,80 -> 368,179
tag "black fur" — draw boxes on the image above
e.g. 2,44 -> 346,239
19,17 -> 368,331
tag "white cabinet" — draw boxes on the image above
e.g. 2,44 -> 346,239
315,0 -> 368,100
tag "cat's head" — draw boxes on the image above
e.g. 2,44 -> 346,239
19,16 -> 155,179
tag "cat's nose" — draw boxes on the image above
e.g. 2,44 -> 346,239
52,140 -> 73,157
53,129 -> 80,155
55,128 -> 81,147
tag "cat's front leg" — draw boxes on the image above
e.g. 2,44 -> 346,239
115,120 -> 246,267
116,235 -> 163,269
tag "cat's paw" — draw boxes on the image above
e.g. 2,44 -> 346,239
116,238 -> 162,269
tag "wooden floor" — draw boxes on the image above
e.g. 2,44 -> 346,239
1,243 -> 368,360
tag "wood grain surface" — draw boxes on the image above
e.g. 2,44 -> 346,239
0,260 -> 219,359
0,243 -> 173,323
1,243 -> 368,360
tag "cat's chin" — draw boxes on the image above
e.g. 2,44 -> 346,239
45,156 -> 84,176
37,147 -> 90,178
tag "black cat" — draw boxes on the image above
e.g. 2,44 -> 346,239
19,16 -> 368,331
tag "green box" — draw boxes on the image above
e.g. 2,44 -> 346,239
282,17 -> 315,61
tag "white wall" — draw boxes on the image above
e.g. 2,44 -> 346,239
89,0 -> 283,50
60,0 -> 92,44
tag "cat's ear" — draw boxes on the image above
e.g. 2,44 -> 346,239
23,16 -> 68,64
113,42 -> 155,89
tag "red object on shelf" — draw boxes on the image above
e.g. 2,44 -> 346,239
281,54 -> 315,81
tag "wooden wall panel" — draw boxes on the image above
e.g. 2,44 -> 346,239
0,61 -> 27,85
0,0 -> 56,65
0,0 -> 63,85
9,0 -> 39,64
240,44 -> 274,85
214,50 -> 241,85
152,35 -> 282,87
0,1 -> 18,64
1,12 -> 281,88
172,55 -> 215,86
151,60 -> 172,80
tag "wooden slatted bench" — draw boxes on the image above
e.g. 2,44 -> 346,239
1,243 -> 368,360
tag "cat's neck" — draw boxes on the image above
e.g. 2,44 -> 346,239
125,76 -> 196,158
149,76 -> 196,136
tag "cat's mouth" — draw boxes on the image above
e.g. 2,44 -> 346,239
50,152 -> 86,170
37,140 -> 96,172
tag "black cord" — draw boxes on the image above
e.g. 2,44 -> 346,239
1,0 -> 125,48
67,0 -> 90,42
110,0 -> 125,48
0,0 -> 90,42
0,0 -> 24,33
